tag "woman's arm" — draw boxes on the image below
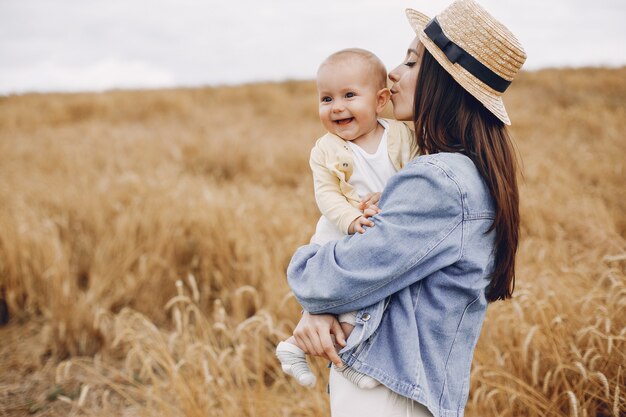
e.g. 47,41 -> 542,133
288,158 -> 465,314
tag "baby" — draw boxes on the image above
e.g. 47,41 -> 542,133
276,48 -> 416,389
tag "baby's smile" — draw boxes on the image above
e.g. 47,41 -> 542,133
334,117 -> 354,125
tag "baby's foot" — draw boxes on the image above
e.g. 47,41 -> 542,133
275,341 -> 316,387
334,364 -> 380,389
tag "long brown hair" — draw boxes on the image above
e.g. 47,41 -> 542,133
413,49 -> 519,302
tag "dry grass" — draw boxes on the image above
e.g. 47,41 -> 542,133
0,67 -> 624,416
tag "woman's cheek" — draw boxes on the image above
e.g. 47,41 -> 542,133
393,94 -> 412,121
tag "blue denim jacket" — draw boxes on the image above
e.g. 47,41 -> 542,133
287,153 -> 496,417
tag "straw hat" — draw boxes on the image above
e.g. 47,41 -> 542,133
406,0 -> 527,125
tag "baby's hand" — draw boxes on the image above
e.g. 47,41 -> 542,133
359,192 -> 382,213
349,216 -> 372,234
348,212 -> 376,234
350,193 -> 382,234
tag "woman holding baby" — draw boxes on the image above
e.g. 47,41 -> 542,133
286,1 -> 527,416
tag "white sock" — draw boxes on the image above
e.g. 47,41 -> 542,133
275,341 -> 316,387
334,364 -> 380,389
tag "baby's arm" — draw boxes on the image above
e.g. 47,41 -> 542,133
310,145 -> 363,234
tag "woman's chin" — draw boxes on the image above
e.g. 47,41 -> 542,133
390,101 -> 411,122
392,111 -> 412,122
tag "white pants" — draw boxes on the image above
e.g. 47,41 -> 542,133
329,367 -> 433,417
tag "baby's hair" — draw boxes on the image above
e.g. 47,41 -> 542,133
318,48 -> 388,90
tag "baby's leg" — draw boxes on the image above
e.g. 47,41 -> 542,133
275,336 -> 316,387
335,312 -> 380,389
340,322 -> 355,339
284,335 -> 299,346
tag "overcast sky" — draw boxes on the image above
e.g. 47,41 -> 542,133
1,0 -> 624,94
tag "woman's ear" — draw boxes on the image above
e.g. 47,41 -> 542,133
376,88 -> 391,113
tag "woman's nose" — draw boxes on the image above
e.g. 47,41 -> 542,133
388,66 -> 400,82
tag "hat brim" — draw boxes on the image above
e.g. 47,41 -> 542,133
405,8 -> 511,125
405,8 -> 431,33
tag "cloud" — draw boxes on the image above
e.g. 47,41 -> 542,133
0,58 -> 176,94
0,0 -> 624,94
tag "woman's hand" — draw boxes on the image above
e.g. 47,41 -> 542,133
293,312 -> 346,367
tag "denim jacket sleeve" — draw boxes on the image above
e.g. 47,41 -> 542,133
287,158 -> 464,314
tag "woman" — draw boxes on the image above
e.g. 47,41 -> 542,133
287,1 -> 526,416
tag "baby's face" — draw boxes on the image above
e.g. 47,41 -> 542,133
316,62 -> 382,142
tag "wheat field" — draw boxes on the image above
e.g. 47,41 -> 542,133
0,67 -> 624,417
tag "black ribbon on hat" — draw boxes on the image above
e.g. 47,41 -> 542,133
424,18 -> 511,93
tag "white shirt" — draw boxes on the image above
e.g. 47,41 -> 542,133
347,119 -> 397,200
